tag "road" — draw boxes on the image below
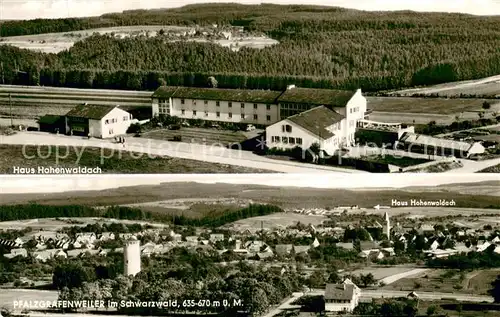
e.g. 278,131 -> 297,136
444,157 -> 500,173
0,131 -> 365,174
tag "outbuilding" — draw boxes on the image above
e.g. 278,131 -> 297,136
65,104 -> 133,138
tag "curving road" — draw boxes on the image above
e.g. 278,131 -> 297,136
0,132 -> 365,174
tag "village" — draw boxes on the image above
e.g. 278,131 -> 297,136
1,205 -> 499,316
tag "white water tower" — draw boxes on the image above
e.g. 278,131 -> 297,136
124,236 -> 141,276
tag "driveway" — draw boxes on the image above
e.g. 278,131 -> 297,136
0,132 -> 365,174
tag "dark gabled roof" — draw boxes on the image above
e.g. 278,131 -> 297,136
325,283 -> 355,301
152,86 -> 358,107
286,106 -> 344,139
152,86 -> 179,98
278,88 -> 356,107
172,87 -> 282,104
38,115 -> 64,124
65,104 -> 117,120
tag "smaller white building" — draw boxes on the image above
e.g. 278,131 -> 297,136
265,106 -> 345,155
324,281 -> 361,312
65,104 -> 134,138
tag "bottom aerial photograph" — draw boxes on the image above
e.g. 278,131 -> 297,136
0,174 -> 499,317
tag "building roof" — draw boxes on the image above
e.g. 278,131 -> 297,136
173,87 -> 283,104
152,86 -> 180,98
278,88 -> 356,107
65,104 -> 118,120
152,86 -> 358,107
38,114 -> 64,125
285,106 -> 344,139
399,132 -> 476,153
325,283 -> 356,301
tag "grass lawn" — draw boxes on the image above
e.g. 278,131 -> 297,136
0,144 -> 269,174
367,97 -> 492,114
465,269 -> 500,295
363,155 -> 430,167
142,127 -> 247,146
418,300 -> 500,317
382,269 -> 470,294
479,164 -> 500,173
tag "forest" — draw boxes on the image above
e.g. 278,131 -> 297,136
0,203 -> 281,227
1,4 -> 500,91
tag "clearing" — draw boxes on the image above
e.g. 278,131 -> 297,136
223,212 -> 327,232
382,269 -> 472,294
0,25 -> 278,54
0,289 -> 58,310
0,144 -> 270,174
464,269 -> 500,295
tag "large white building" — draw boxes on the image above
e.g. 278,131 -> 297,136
65,104 -> 133,138
124,236 -> 141,277
324,280 -> 361,312
151,85 -> 367,131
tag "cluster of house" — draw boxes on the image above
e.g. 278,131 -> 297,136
290,206 -> 360,216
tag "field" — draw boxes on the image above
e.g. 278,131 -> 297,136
383,269 -> 500,296
0,217 -> 168,232
142,127 -> 248,146
389,75 -> 500,98
368,97 -> 500,125
223,212 -> 327,232
0,144 -> 269,174
0,289 -> 58,310
0,25 -> 278,54
348,266 -> 424,282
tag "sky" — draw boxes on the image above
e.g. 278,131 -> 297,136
0,174 -> 498,194
1,0 -> 500,20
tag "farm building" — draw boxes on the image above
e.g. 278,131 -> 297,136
38,115 -> 65,133
151,85 -> 368,129
65,104 -> 133,138
397,132 -> 485,158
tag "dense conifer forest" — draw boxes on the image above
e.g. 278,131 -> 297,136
1,4 -> 500,91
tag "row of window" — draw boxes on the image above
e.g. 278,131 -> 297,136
180,109 -> 271,121
180,99 -> 272,110
349,106 -> 361,114
280,103 -> 311,111
104,116 -> 129,125
270,136 -> 303,145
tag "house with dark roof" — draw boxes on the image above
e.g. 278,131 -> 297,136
151,85 -> 367,131
64,104 -> 133,138
324,280 -> 361,312
265,106 -> 346,155
38,115 -> 65,133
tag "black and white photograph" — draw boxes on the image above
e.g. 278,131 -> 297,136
0,0 -> 499,174
0,174 -> 499,317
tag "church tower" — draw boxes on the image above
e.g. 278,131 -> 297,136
124,236 -> 141,276
384,212 -> 391,240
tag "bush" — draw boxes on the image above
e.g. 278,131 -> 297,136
127,123 -> 142,134
172,135 -> 182,142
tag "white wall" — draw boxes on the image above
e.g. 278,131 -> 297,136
468,142 -> 485,155
333,89 -> 367,147
325,300 -> 355,312
265,119 -> 341,155
124,240 -> 141,277
169,98 -> 279,125
98,107 -> 133,138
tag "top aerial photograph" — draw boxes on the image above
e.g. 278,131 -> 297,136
0,0 -> 499,174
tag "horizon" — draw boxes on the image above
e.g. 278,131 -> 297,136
0,174 -> 498,194
0,0 -> 499,21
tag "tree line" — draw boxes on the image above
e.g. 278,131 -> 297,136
0,203 -> 282,228
1,4 -> 500,91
